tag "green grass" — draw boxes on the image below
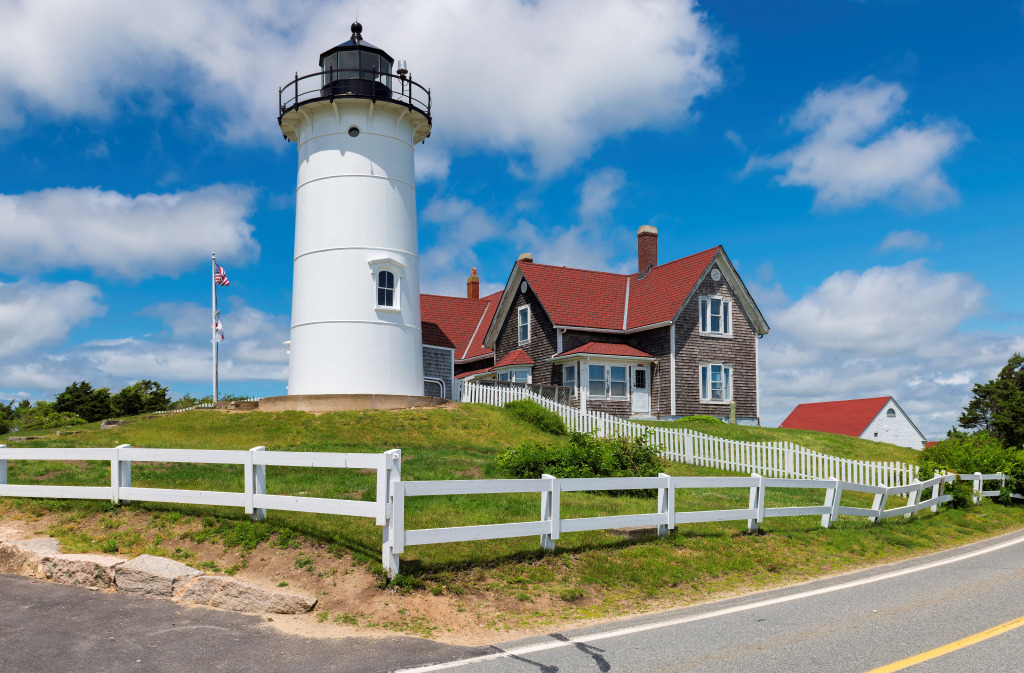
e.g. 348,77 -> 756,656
641,419 -> 922,464
2,405 -> 1023,634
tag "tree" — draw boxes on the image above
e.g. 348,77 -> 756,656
960,353 -> 1024,448
111,380 -> 171,416
0,400 -> 14,434
54,381 -> 114,423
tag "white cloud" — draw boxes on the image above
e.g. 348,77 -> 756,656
0,1 -> 723,177
0,185 -> 259,278
879,229 -> 934,252
578,167 -> 626,220
758,262 -> 1024,439
746,78 -> 969,209
0,298 -> 289,401
0,280 -> 105,357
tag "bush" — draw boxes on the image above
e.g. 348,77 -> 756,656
946,476 -> 976,510
496,431 -> 662,487
673,415 -> 723,425
503,400 -> 566,435
918,430 -> 1024,494
39,412 -> 88,429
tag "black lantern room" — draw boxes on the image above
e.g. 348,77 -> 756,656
319,22 -> 393,100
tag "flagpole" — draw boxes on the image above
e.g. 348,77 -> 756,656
212,252 -> 218,403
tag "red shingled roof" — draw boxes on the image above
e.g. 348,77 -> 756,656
556,342 -> 653,359
420,291 -> 501,362
495,348 -> 535,367
516,246 -> 722,331
780,397 -> 892,437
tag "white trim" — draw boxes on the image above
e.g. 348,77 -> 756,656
755,336 -> 760,422
456,353 -> 494,365
551,321 -> 673,335
698,294 -> 732,337
586,362 -> 630,401
548,352 -> 655,364
670,320 -> 676,416
462,298 -> 494,361
622,277 -> 631,330
556,328 -> 563,354
368,256 -> 408,270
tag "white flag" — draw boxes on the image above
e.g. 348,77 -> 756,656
213,311 -> 225,342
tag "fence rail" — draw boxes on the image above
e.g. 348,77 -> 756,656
0,444 -> 1007,578
460,381 -> 918,488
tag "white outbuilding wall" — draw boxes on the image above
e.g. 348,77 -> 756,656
860,400 -> 926,450
284,98 -> 430,396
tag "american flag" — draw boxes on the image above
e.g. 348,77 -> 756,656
215,265 -> 230,286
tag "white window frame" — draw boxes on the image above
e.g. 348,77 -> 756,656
699,295 -> 731,337
562,363 -> 578,396
587,363 -> 629,400
700,363 -> 733,403
517,305 -> 530,345
369,258 -> 405,313
497,368 -> 531,383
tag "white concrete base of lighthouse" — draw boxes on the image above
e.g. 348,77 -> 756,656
258,393 -> 446,413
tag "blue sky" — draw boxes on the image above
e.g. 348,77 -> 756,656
0,0 -> 1021,438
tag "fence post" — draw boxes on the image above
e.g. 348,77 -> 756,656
111,444 -> 131,504
869,485 -> 888,523
821,479 -> 840,529
784,443 -> 794,478
658,473 -> 676,536
540,474 -> 559,551
683,431 -> 694,465
931,471 -> 942,513
248,446 -> 266,522
904,479 -> 921,518
747,474 -> 762,533
0,445 -> 6,486
973,472 -> 982,505
382,449 -> 403,578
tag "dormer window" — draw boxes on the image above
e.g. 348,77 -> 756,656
377,270 -> 395,307
700,296 -> 731,336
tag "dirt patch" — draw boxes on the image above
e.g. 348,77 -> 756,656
456,467 -> 484,479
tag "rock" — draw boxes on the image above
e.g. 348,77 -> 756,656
115,554 -> 202,598
42,553 -> 124,588
0,538 -> 62,578
100,419 -> 129,429
174,575 -> 317,614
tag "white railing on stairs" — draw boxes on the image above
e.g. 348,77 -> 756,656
460,381 -> 918,488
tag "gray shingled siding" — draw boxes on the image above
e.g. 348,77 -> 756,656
423,346 -> 454,399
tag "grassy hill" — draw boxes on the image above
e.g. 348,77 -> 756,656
1,405 -> 1021,641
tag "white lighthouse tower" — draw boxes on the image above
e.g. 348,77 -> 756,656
277,23 -> 432,397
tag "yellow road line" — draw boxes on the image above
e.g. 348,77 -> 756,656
864,614 -> 1024,673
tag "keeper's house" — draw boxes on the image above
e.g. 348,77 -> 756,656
420,226 -> 770,423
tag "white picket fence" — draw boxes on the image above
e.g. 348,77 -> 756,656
151,397 -> 261,415
0,444 -> 1007,578
461,381 -> 918,488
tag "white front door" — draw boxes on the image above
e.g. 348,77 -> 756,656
631,365 -> 650,415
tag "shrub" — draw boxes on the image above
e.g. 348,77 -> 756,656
673,414 -> 723,425
503,400 -> 566,435
39,412 -> 88,429
496,431 -> 662,487
918,430 -> 1024,495
946,476 -> 976,510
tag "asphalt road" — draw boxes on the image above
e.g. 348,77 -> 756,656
3,530 -> 1024,673
0,576 -> 486,673
398,529 -> 1024,673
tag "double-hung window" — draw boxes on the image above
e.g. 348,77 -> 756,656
700,363 -> 732,402
497,369 -> 529,383
518,306 -> 530,344
587,364 -> 628,399
699,296 -> 731,336
562,364 -> 577,395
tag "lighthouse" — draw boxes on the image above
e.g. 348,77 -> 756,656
277,23 -> 432,398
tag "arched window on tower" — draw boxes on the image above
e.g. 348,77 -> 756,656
377,270 -> 395,307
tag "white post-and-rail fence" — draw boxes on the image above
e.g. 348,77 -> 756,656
0,444 -> 1007,578
460,381 -> 918,489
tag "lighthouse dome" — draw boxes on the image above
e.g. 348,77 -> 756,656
318,22 -> 394,99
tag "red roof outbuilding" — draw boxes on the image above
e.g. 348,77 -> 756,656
779,397 -> 892,437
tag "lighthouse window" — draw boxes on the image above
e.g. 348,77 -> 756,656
348,126 -> 360,137
377,270 -> 395,307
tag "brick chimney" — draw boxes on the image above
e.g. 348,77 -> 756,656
466,267 -> 480,299
638,225 -> 658,273
518,252 -> 533,263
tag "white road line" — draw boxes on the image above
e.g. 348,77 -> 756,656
396,532 -> 1024,672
